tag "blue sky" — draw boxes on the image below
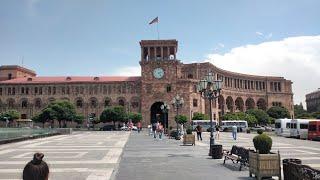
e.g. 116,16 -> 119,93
0,0 -> 320,104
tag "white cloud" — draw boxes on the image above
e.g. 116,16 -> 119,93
112,66 -> 141,76
256,31 -> 264,36
218,43 -> 225,48
205,35 -> 320,107
256,31 -> 273,39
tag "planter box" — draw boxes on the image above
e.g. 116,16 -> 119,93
183,134 -> 195,146
249,151 -> 281,180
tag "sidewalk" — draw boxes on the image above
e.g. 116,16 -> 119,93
114,132 -> 253,180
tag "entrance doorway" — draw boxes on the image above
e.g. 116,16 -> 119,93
150,102 -> 168,128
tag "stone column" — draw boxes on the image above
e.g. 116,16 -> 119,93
147,47 -> 150,61
161,46 -> 164,60
154,47 -> 156,60
167,46 -> 170,59
174,46 -> 176,59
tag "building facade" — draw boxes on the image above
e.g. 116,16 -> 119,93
0,39 -> 294,127
306,89 -> 320,113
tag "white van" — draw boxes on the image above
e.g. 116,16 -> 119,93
275,118 -> 291,136
290,119 -> 319,139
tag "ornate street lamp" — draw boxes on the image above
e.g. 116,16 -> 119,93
160,103 -> 170,134
197,72 -> 222,158
171,94 -> 184,140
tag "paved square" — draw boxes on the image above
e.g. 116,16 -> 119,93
0,131 -> 130,180
198,132 -> 320,170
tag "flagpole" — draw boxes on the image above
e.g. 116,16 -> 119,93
157,21 -> 159,40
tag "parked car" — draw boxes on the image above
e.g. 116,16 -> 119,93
121,125 -> 138,131
100,125 -> 115,131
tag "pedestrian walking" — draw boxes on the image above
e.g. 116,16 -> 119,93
232,124 -> 237,140
137,121 -> 142,133
215,125 -> 220,140
152,122 -> 157,138
195,124 -> 202,141
158,122 -> 164,140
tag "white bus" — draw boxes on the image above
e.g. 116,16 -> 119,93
290,119 -> 320,139
275,118 -> 291,136
191,120 -> 217,131
220,120 -> 248,132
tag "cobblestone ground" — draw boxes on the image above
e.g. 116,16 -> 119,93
0,131 -> 130,180
199,132 -> 320,170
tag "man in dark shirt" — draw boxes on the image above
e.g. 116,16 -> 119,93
195,124 -> 202,141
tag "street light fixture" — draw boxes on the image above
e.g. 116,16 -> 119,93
171,94 -> 184,140
197,72 -> 222,158
160,103 -> 170,134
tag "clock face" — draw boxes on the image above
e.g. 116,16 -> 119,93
153,68 -> 164,79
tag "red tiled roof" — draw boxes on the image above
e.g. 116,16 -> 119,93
0,76 -> 141,84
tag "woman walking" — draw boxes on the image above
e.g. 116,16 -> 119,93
215,125 -> 220,140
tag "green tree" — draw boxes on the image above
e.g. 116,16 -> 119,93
100,106 -> 126,126
175,115 -> 188,125
222,112 -> 257,127
267,106 -> 290,119
246,109 -> 270,125
127,112 -> 142,124
294,103 -> 313,119
0,110 -> 20,127
192,112 -> 209,120
47,101 -> 77,128
74,114 -> 84,125
32,107 -> 55,128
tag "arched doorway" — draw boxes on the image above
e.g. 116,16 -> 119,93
150,102 -> 168,128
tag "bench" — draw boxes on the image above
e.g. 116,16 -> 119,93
223,145 -> 249,171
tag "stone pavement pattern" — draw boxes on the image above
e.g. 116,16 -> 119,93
115,132 -> 252,180
199,132 -> 320,170
0,131 -> 130,180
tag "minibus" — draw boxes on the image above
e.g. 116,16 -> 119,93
289,119 -> 311,139
191,120 -> 217,131
220,120 -> 248,132
275,118 -> 291,136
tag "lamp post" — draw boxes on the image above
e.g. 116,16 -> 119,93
171,95 -> 184,140
160,103 -> 170,134
197,72 -> 222,158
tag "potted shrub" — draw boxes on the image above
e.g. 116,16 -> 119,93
249,133 -> 281,180
183,126 -> 195,146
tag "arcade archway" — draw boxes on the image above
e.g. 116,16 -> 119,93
150,102 -> 168,128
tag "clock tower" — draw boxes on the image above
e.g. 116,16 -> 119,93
139,39 -> 183,127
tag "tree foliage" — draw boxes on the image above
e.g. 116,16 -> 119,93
74,114 -> 84,125
32,107 -> 56,127
175,115 -> 188,124
246,109 -> 270,125
222,112 -> 257,127
100,106 -> 127,126
127,112 -> 142,124
267,106 -> 290,119
0,110 -> 20,122
192,112 -> 209,120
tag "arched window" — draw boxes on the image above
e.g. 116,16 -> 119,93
76,99 -> 83,108
90,98 -> 97,108
118,99 -> 125,106
8,73 -> 12,80
104,99 -> 111,107
21,100 -> 28,108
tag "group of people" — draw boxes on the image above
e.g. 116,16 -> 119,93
195,124 -> 239,141
150,121 -> 164,140
195,125 -> 221,141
